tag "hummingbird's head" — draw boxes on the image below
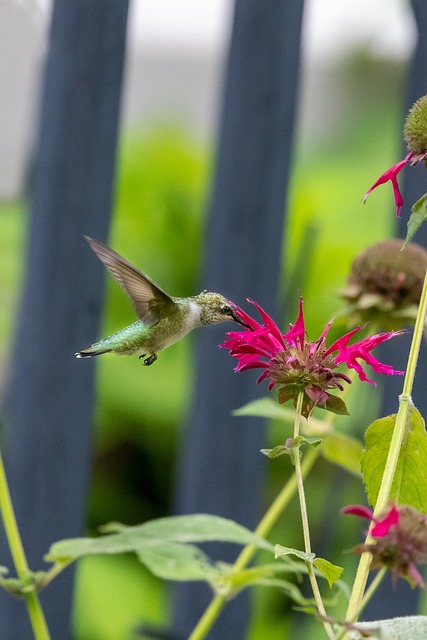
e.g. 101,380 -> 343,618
196,291 -> 251,328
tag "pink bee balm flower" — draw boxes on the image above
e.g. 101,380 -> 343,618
364,95 -> 427,217
222,299 -> 405,418
362,153 -> 413,218
342,503 -> 427,588
362,150 -> 427,218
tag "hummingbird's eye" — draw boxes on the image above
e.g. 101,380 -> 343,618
221,305 -> 232,315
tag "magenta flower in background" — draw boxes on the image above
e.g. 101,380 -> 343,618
341,504 -> 400,537
362,152 -> 414,218
362,95 -> 427,218
342,503 -> 427,588
222,299 -> 405,418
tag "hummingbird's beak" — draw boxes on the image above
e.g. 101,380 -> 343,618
230,309 -> 252,331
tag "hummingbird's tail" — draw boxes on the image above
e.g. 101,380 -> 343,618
75,346 -> 112,358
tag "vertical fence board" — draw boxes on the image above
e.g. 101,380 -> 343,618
0,0 -> 128,637
173,1 -> 305,637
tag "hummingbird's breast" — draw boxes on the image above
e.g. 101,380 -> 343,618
150,299 -> 203,350
128,301 -> 202,353
91,301 -> 203,356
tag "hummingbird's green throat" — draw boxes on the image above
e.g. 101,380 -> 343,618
75,236 -> 249,365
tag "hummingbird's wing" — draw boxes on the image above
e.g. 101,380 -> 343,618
84,236 -> 177,327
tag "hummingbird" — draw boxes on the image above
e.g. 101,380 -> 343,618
75,236 -> 249,365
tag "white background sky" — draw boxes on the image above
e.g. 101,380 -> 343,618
33,0 -> 417,60
1,0 -> 416,198
126,0 -> 416,60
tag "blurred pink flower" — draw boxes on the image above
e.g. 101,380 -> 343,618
362,153 -> 412,218
363,95 -> 427,217
342,503 -> 427,588
362,151 -> 427,218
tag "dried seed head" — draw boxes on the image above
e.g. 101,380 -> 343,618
340,239 -> 427,330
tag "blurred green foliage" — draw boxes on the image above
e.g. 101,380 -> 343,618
73,556 -> 168,640
0,56 -> 413,638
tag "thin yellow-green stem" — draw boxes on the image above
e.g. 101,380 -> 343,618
293,393 -> 335,640
293,394 -> 312,553
346,269 -> 427,624
336,569 -> 386,640
0,450 -> 50,640
400,269 -> 427,397
235,445 -> 319,572
357,567 -> 387,617
37,560 -> 72,591
188,594 -> 229,640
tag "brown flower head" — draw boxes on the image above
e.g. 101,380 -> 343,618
340,239 -> 427,331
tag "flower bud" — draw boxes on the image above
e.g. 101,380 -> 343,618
404,95 -> 427,162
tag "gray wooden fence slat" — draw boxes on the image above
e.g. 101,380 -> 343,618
172,1 -> 305,638
0,0 -> 128,637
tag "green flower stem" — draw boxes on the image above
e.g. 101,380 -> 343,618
346,269 -> 427,624
188,444 -> 319,640
0,449 -> 50,639
187,591 -> 229,640
293,393 -> 335,640
37,560 -> 72,591
399,269 -> 427,397
234,445 -> 319,572
336,569 -> 387,640
357,567 -> 387,617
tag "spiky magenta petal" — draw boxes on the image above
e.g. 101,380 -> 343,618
362,152 -> 415,218
362,154 -> 413,218
371,504 -> 399,537
327,329 -> 406,385
341,505 -> 374,520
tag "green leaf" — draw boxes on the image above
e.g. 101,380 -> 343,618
275,545 -> 315,564
275,547 -> 344,589
233,396 -> 340,434
361,407 -> 427,511
136,542 -> 221,583
221,559 -> 306,596
313,558 -> 344,589
235,560 -> 306,582
261,445 -> 290,459
46,514 -> 273,563
403,193 -> 427,249
249,578 -> 314,606
296,435 -> 322,448
261,436 -> 321,459
323,394 -> 349,415
354,615 -> 427,639
233,397 -> 293,421
321,432 -> 363,476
